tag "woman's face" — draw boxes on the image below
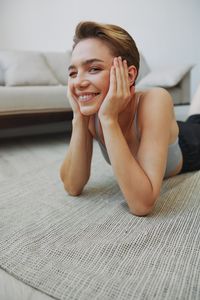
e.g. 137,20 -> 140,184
68,38 -> 114,116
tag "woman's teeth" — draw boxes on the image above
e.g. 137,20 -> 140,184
78,93 -> 99,102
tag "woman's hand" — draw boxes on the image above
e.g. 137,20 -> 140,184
67,85 -> 82,116
67,86 -> 90,125
98,57 -> 135,121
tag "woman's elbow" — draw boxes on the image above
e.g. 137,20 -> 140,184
65,186 -> 82,196
129,204 -> 154,217
128,196 -> 157,217
60,169 -> 82,196
63,181 -> 83,196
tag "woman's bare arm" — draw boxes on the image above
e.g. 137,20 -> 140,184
100,88 -> 173,216
60,115 -> 93,196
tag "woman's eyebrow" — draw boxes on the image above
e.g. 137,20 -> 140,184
68,58 -> 104,71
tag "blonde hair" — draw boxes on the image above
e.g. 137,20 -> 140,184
73,21 -> 140,79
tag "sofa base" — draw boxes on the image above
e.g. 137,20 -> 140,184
0,110 -> 73,129
0,110 -> 73,138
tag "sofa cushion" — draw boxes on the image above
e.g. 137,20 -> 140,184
0,50 -> 59,86
136,53 -> 150,83
43,51 -> 71,85
0,66 -> 4,85
0,86 -> 70,114
137,65 -> 193,88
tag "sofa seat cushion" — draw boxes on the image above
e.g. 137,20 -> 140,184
0,50 -> 59,86
0,86 -> 71,114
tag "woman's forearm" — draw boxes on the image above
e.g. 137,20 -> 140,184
60,115 -> 93,195
100,118 -> 156,215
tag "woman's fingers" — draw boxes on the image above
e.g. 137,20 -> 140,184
123,59 -> 129,88
115,57 -> 129,96
122,59 -> 130,97
109,65 -> 117,96
113,57 -> 120,95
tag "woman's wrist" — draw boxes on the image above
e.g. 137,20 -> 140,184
99,113 -> 118,125
72,113 -> 90,128
99,115 -> 119,130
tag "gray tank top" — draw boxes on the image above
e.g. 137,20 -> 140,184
94,109 -> 183,179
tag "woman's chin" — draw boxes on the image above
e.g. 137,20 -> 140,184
79,104 -> 100,116
80,109 -> 96,116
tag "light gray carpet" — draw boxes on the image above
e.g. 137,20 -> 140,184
0,134 -> 200,300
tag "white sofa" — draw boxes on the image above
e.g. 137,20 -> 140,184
0,50 -> 72,137
0,50 -> 193,137
136,54 -> 193,105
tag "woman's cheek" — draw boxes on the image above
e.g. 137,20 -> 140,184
101,75 -> 110,95
68,80 -> 73,92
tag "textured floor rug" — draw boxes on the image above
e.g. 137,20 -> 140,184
0,143 -> 200,300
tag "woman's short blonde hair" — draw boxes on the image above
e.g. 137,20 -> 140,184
73,21 -> 140,79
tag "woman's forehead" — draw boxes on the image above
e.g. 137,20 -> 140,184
72,38 -> 113,62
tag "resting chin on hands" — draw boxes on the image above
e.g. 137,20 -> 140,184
98,57 -> 135,123
67,86 -> 90,126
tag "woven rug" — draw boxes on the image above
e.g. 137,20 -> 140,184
0,145 -> 200,300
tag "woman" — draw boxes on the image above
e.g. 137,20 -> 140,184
60,21 -> 200,216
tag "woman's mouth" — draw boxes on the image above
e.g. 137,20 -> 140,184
78,93 -> 100,102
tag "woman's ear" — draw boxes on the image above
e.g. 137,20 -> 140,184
128,65 -> 137,86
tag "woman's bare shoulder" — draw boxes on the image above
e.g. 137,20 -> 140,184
136,87 -> 174,130
137,87 -> 173,112
138,87 -> 172,100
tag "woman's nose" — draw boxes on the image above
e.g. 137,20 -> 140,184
74,75 -> 90,88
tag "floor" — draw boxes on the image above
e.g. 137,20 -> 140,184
0,104 -> 190,299
0,133 -> 69,300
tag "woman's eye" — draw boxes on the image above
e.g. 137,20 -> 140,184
89,67 -> 101,73
68,72 -> 77,78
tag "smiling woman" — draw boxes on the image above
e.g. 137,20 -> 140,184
60,21 -> 200,216
67,40 -> 115,116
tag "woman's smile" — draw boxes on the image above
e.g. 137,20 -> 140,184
68,38 -> 114,115
77,92 -> 100,103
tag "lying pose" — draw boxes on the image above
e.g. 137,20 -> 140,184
60,21 -> 200,216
